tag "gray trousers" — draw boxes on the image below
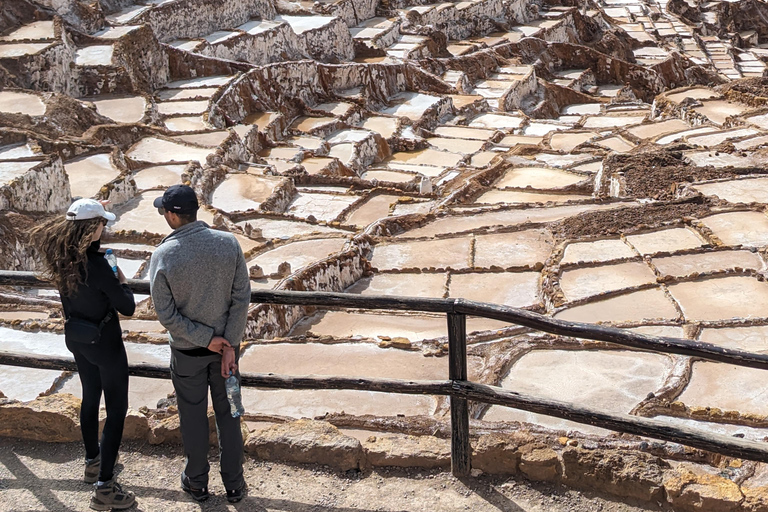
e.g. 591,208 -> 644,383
170,347 -> 244,490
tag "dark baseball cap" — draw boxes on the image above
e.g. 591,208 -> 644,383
153,184 -> 199,214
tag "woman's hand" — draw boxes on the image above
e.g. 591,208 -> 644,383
116,266 -> 127,284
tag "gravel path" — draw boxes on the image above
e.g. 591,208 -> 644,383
0,438 -> 666,512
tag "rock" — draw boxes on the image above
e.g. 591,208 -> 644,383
275,261 -> 292,278
249,264 -> 265,279
148,414 -> 182,445
244,420 -> 364,471
0,393 -> 81,442
664,468 -> 743,512
378,337 -> 411,349
562,447 -> 667,502
150,410 -> 246,445
101,409 -> 149,440
362,434 -> 450,469
473,432 -> 536,475
741,485 -> 768,511
519,445 -> 561,482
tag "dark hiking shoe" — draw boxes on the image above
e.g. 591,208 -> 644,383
181,474 -> 209,502
84,455 -> 100,484
226,483 -> 246,503
84,452 -> 119,484
90,479 -> 135,510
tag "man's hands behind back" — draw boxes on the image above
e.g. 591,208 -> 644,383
208,335 -> 231,354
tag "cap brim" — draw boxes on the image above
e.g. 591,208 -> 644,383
152,196 -> 164,209
103,211 -> 116,226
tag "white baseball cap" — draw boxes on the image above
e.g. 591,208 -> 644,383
65,199 -> 116,225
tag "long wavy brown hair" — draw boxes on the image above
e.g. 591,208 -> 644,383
30,216 -> 104,297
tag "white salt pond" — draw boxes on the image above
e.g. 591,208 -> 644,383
0,21 -> 55,41
561,239 -> 636,264
126,137 -> 214,165
625,228 -> 704,255
400,203 -> 621,238
210,174 -> 284,213
560,261 -> 657,302
0,311 -> 48,321
0,366 -> 64,402
131,164 -> 186,190
668,276 -> 768,322
0,160 -> 39,185
556,288 -> 679,322
653,250 -> 763,277
0,143 -> 37,160
700,325 -> 768,354
290,310 -> 510,339
344,194 -> 400,227
448,272 -> 541,308
678,361 -> 768,417
699,211 -> 768,247
88,96 -> 146,123
64,153 -> 121,199
370,238 -> 472,270
248,238 -> 347,276
286,192 -> 359,222
0,90 -> 46,116
347,273 -> 447,298
234,217 -> 344,239
474,230 -> 553,268
240,388 -> 436,418
379,92 -> 441,121
0,42 -> 55,57
484,350 -> 669,431
693,178 -> 768,204
74,45 -> 114,66
475,190 -> 590,205
494,167 -> 587,189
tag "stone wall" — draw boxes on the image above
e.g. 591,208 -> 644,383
0,156 -> 71,213
0,394 -> 761,511
133,0 -> 277,42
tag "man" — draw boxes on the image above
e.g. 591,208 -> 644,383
148,184 -> 251,503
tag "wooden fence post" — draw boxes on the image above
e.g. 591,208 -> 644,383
448,312 -> 470,477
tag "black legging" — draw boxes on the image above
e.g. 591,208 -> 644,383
67,338 -> 129,482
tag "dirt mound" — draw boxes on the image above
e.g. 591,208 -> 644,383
551,198 -> 713,239
603,149 -> 768,200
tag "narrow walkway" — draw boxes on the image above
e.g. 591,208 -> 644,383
0,438 -> 660,512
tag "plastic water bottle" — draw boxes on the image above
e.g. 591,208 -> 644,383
104,249 -> 118,278
225,372 -> 244,418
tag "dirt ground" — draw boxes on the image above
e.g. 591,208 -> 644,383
0,438 -> 669,512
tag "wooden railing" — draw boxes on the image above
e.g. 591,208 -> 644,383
3,270 -> 768,476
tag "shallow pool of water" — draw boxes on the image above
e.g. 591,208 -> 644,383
65,153 -> 121,199
560,261 -> 657,302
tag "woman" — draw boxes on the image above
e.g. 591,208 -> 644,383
31,199 -> 136,511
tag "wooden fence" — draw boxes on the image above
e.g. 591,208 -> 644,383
2,270 -> 768,476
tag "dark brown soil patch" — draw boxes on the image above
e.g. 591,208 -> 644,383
604,150 -> 768,200
550,198 -> 713,239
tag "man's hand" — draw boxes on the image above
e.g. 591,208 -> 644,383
208,335 -> 231,354
221,346 -> 237,378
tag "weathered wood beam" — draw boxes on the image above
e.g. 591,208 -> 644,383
448,312 -> 471,477
5,271 -> 768,369
453,380 -> 768,463
0,351 -> 451,395
3,350 -> 768,462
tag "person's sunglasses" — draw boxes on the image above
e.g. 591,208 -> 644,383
157,207 -> 165,216
100,218 -> 109,226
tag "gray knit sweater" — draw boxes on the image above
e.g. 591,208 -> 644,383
149,221 -> 251,350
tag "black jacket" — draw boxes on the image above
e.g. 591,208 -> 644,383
60,241 -> 135,343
